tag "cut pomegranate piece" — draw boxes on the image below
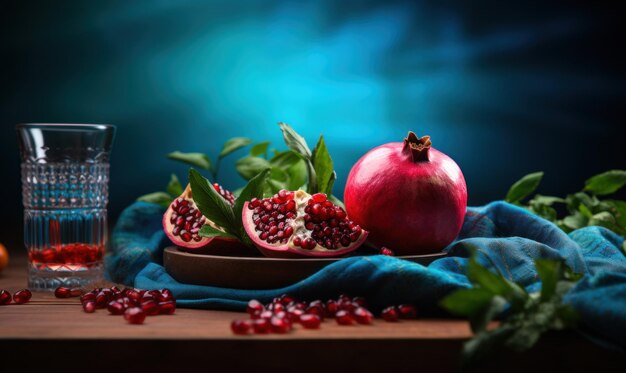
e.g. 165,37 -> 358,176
163,184 -> 252,256
242,190 -> 368,258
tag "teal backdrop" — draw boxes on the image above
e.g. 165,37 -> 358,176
1,1 -> 624,252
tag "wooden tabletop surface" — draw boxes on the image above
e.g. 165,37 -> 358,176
1,254 -> 622,372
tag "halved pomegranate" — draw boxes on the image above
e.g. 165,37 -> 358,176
163,184 -> 251,256
242,190 -> 368,258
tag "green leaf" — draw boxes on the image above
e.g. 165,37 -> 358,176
278,122 -> 312,158
286,160 -> 307,190
470,296 -> 507,334
137,192 -> 172,209
505,172 -> 544,204
529,195 -> 565,206
219,137 -> 252,159
579,203 -> 593,218
440,288 -> 496,317
199,225 -> 239,240
535,259 -> 561,301
235,157 -> 272,180
233,168 -> 271,224
312,135 -> 335,195
562,212 -> 588,231
603,200 -> 626,229
250,142 -> 270,157
188,169 -> 236,233
270,150 -> 302,169
166,174 -> 183,197
584,170 -> 626,196
588,211 -> 625,235
467,254 -> 527,308
167,151 -> 212,170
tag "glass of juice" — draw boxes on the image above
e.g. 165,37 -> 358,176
16,123 -> 115,290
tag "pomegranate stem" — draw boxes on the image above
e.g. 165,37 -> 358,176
402,131 -> 431,162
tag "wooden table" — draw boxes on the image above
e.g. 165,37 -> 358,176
1,255 -> 622,372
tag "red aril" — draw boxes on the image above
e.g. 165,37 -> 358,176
13,289 -> 32,304
252,319 -> 271,334
231,319 -> 252,335
299,314 -> 321,329
158,301 -> 176,315
335,310 -> 354,325
353,307 -> 373,325
381,306 -> 399,322
398,304 -> 417,319
107,301 -> 125,315
270,316 -> 291,334
0,290 -> 12,305
344,131 -> 467,255
124,307 -> 146,324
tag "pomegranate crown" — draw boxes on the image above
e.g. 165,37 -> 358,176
402,131 -> 431,162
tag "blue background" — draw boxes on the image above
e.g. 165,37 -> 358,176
1,0 -> 624,252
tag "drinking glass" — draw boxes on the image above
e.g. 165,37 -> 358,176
16,123 -> 116,290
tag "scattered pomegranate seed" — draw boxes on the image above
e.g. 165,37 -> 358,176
252,318 -> 271,334
124,307 -> 146,324
270,316 -> 291,334
158,301 -> 176,315
353,307 -> 374,325
54,287 -> 71,298
141,300 -> 160,316
299,314 -> 321,329
231,319 -> 252,335
83,301 -> 96,313
381,306 -> 399,322
380,247 -> 395,256
335,310 -> 354,325
0,290 -> 12,305
107,301 -> 125,315
397,304 -> 417,319
13,289 -> 32,304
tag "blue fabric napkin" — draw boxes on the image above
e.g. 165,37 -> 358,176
107,201 -> 626,349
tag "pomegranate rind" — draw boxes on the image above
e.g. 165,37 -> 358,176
242,191 -> 368,258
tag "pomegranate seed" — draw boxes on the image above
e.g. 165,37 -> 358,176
352,297 -> 368,307
70,288 -> 83,297
158,301 -> 176,315
306,304 -> 325,319
124,307 -> 146,324
252,319 -> 271,334
270,316 -> 291,334
353,307 -> 374,325
13,289 -> 32,304
279,294 -> 295,305
0,290 -> 12,305
247,299 -> 264,314
95,292 -> 109,308
299,314 -> 321,329
287,308 -> 305,322
83,301 -> 96,313
80,293 -> 96,304
107,301 -> 125,315
311,193 -> 327,203
380,247 -> 394,256
381,306 -> 399,322
335,310 -> 354,325
259,310 -> 273,320
55,287 -> 71,298
231,319 -> 252,335
141,300 -> 160,316
398,304 -> 417,319
325,300 -> 338,317
269,303 -> 284,313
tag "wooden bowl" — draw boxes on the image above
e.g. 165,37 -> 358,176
163,246 -> 447,290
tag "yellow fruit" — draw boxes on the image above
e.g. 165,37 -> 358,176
0,243 -> 9,271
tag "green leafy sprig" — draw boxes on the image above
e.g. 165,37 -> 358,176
505,170 -> 626,238
138,122 -> 343,209
440,252 -> 582,368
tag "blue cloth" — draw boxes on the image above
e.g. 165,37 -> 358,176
107,201 -> 626,349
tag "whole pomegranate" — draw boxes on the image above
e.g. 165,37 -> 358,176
344,131 -> 467,255
242,190 -> 368,258
163,183 -> 253,256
